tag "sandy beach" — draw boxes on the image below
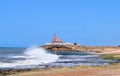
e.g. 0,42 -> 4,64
14,63 -> 120,76
100,49 -> 120,54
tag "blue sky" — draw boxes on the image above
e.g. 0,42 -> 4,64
0,0 -> 120,47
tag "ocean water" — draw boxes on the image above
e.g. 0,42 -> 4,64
0,47 -> 117,69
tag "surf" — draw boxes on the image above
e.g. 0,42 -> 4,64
0,46 -> 59,68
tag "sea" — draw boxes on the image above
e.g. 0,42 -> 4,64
0,46 -> 117,70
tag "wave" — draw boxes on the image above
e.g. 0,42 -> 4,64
0,46 -> 59,68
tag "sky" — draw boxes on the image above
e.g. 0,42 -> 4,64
0,0 -> 120,47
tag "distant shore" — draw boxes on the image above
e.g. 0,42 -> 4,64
42,45 -> 120,54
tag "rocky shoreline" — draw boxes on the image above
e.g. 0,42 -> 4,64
1,45 -> 120,75
0,66 -> 63,75
10,63 -> 120,76
0,68 -> 38,75
42,45 -> 120,54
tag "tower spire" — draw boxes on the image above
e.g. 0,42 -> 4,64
52,33 -> 57,43
52,33 -> 63,43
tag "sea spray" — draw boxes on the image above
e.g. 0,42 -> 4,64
0,46 -> 59,68
24,46 -> 59,64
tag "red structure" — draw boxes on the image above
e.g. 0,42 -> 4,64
52,34 -> 63,43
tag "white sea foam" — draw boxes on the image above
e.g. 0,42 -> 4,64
0,46 -> 59,68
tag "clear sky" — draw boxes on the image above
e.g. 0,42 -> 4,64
0,0 -> 120,47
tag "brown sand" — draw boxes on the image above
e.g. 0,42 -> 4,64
100,49 -> 120,54
14,64 -> 120,76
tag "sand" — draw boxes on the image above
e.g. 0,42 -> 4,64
14,64 -> 120,76
100,49 -> 120,54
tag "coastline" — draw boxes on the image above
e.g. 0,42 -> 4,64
13,63 -> 120,76
42,45 -> 120,54
1,46 -> 120,76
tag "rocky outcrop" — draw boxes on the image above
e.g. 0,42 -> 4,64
41,45 -> 120,53
41,45 -> 78,51
0,68 -> 39,75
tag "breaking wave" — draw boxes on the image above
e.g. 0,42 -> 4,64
0,46 -> 59,68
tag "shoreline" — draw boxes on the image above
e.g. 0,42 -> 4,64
0,53 -> 119,76
0,46 -> 120,76
42,45 -> 120,54
12,63 -> 120,76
